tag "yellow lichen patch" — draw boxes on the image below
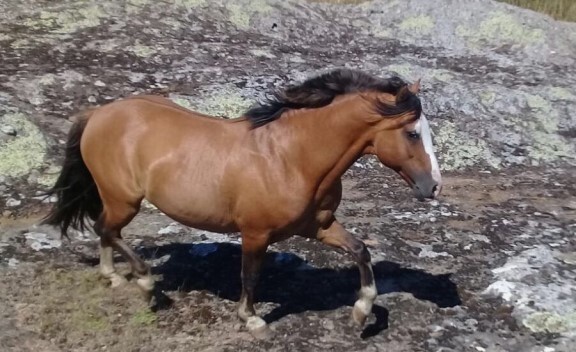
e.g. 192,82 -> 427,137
24,5 -> 107,34
0,113 -> 47,178
457,11 -> 544,46
435,121 -> 501,170
398,15 -> 435,36
226,0 -> 273,29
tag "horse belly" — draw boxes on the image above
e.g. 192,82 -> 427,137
145,164 -> 237,234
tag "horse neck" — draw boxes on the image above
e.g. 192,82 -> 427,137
265,97 -> 373,199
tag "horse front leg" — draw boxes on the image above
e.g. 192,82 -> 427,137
237,231 -> 270,335
317,219 -> 377,326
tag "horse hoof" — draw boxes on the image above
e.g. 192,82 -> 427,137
352,302 -> 370,327
136,276 -> 155,292
109,273 -> 128,288
246,317 -> 270,339
149,291 -> 173,312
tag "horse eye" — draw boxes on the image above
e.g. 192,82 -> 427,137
407,131 -> 420,140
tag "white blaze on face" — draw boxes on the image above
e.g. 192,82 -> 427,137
415,113 -> 442,192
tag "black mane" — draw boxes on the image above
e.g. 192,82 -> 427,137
244,68 -> 419,128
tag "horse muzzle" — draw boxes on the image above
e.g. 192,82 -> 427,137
412,176 -> 440,201
398,169 -> 442,201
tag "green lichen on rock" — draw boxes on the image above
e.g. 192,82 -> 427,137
549,87 -> 576,101
383,64 -> 452,83
429,69 -> 454,83
126,42 -> 157,58
170,86 -> 253,118
372,28 -> 391,38
11,39 -> 32,50
435,121 -> 501,170
226,0 -> 273,29
37,165 -> 62,188
0,113 -> 47,178
385,64 -> 413,79
128,0 -> 150,5
456,11 -> 544,46
24,5 -> 107,34
527,128 -> 572,162
480,89 -> 497,106
398,15 -> 435,36
522,312 -> 576,334
521,92 -> 573,161
173,0 -> 206,7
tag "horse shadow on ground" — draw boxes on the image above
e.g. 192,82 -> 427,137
131,242 -> 461,338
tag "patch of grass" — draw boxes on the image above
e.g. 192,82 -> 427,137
130,308 -> 157,326
498,0 -> 576,22
17,267 -> 159,351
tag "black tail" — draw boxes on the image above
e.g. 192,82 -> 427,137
41,112 -> 102,238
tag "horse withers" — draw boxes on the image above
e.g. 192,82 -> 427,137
43,68 -> 442,335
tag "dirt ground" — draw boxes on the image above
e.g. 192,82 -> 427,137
1,164 -> 575,352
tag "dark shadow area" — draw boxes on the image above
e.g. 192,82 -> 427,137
128,242 -> 461,337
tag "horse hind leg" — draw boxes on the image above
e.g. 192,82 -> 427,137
94,199 -> 154,299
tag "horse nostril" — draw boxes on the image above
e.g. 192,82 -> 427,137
431,184 -> 438,197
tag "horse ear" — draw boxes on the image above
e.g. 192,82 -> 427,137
396,85 -> 411,103
408,78 -> 421,94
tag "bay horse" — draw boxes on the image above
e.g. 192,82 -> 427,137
43,68 -> 442,335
